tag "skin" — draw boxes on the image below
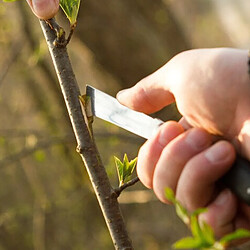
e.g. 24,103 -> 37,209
26,0 -> 59,20
117,48 -> 250,238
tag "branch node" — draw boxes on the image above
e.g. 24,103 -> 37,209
76,145 -> 92,154
45,19 -> 67,48
111,190 -> 119,199
114,177 -> 140,197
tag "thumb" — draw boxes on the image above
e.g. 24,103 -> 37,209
26,0 -> 59,20
117,66 -> 175,114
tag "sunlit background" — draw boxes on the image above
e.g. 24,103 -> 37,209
0,0 -> 249,249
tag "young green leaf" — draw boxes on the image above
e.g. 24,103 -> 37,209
114,156 -> 124,185
190,213 -> 203,239
3,0 -> 18,2
165,187 -> 175,203
219,229 -> 250,247
173,236 -> 202,249
189,213 -> 215,248
114,154 -> 137,186
199,221 -> 215,246
165,188 -> 189,225
165,187 -> 250,250
175,201 -> 189,225
60,0 -> 81,25
192,208 -> 208,217
125,155 -> 137,180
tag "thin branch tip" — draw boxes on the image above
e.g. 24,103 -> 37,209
114,177 -> 140,197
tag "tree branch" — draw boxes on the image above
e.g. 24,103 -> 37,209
114,177 -> 140,197
39,19 -> 133,249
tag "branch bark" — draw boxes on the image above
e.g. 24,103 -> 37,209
39,19 -> 133,249
114,177 -> 140,197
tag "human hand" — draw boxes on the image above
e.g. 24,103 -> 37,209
26,0 -> 59,20
117,48 -> 250,238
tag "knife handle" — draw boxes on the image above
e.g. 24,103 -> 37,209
221,155 -> 250,205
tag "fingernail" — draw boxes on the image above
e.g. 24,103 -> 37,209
185,129 -> 209,150
158,127 -> 168,146
205,142 -> 230,163
215,189 -> 230,206
117,89 -> 129,99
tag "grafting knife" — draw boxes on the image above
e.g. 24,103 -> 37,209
86,85 -> 250,205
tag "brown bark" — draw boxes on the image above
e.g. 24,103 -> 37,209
40,19 -> 133,250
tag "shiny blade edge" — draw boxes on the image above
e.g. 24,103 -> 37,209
86,85 -> 163,139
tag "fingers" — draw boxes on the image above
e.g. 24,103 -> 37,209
138,122 -> 236,210
176,141 -> 236,210
199,189 -> 238,238
152,128 -> 212,203
117,66 -> 175,114
137,121 -> 184,188
137,119 -> 243,239
235,203 -> 250,230
26,0 -> 59,20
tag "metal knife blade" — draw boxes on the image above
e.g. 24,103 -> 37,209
86,85 -> 163,139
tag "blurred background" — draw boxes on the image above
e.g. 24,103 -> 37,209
0,0 -> 249,249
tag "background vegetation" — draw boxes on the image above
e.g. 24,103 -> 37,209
0,0 -> 249,249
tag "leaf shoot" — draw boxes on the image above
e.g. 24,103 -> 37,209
59,0 -> 81,26
165,187 -> 250,249
114,154 -> 137,187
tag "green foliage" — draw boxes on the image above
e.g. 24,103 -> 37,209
173,237 -> 202,249
2,0 -> 18,2
219,229 -> 250,247
165,187 -> 250,250
59,0 -> 80,25
165,187 -> 189,225
114,154 -> 137,187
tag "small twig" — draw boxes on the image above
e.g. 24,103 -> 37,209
44,19 -> 76,47
66,23 -> 77,45
114,177 -> 140,197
